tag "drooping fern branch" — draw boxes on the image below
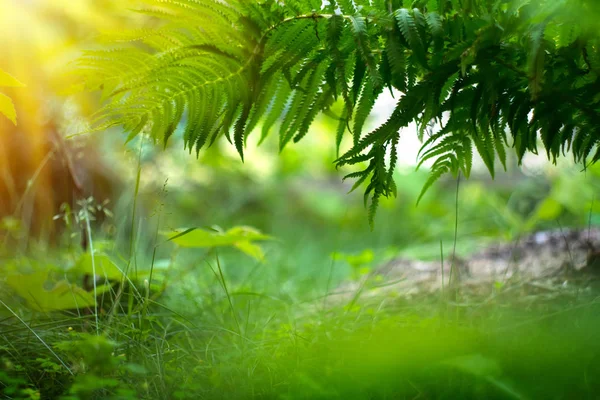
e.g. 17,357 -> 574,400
76,0 -> 600,227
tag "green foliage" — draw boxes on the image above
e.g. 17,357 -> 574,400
0,370 -> 39,399
54,334 -> 142,399
78,0 -> 600,226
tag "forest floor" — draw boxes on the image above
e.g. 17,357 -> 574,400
3,229 -> 600,399
288,228 -> 600,399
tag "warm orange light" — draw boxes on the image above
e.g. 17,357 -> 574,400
0,0 -> 132,242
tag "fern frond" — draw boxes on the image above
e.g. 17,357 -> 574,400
384,29 -> 407,91
394,8 -> 428,69
336,103 -> 403,164
387,134 -> 400,197
351,55 -> 367,110
281,61 -> 328,148
528,22 -> 547,100
417,134 -> 462,169
335,108 -> 349,157
78,0 -> 600,226
417,162 -> 448,204
472,128 -> 496,178
353,79 -> 382,145
337,0 -> 356,15
349,15 -> 383,91
460,135 -> 473,178
260,79 -> 292,145
426,12 -> 444,53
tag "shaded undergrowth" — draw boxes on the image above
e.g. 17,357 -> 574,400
2,253 -> 600,400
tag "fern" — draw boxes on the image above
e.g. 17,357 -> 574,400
394,9 -> 428,69
77,0 -> 600,226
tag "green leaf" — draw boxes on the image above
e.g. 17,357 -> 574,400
233,241 -> 267,262
533,197 -> 562,220
0,69 -> 25,87
6,270 -> 112,312
166,226 -> 272,261
74,253 -> 125,281
0,93 -> 17,125
0,66 -> 24,125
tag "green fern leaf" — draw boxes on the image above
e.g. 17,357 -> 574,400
385,30 -> 407,91
336,103 -> 403,164
417,135 -> 461,169
353,79 -> 383,145
335,108 -> 349,157
352,55 -> 367,108
367,190 -> 381,230
417,162 -> 448,204
494,134 -> 507,172
245,76 -> 282,136
460,135 -> 473,178
528,23 -> 546,100
387,134 -> 400,197
337,0 -> 356,15
294,91 -> 330,143
336,152 -> 373,169
394,8 -> 428,69
260,80 -> 292,145
426,12 -> 444,52
349,15 -> 383,91
472,129 -> 496,178
234,104 -> 251,161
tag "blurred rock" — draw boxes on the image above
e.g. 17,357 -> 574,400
327,228 -> 600,305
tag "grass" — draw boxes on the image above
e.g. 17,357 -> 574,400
2,159 -> 600,399
2,240 -> 600,400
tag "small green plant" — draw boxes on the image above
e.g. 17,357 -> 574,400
54,333 -> 143,399
0,367 -> 40,400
